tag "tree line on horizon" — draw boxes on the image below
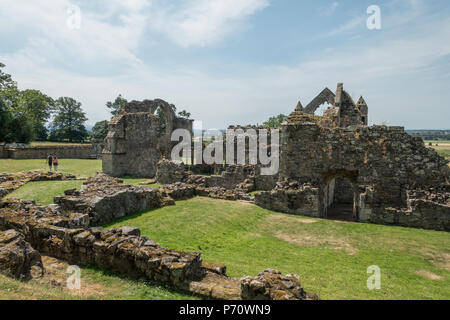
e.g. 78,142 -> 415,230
0,62 -> 192,144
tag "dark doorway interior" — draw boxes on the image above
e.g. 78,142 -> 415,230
321,171 -> 359,222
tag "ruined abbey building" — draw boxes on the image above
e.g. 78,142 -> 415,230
102,99 -> 193,178
256,83 -> 449,230
100,84 -> 449,231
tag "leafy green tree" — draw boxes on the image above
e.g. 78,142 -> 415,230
0,99 -> 12,142
178,110 -> 191,119
50,97 -> 88,142
19,89 -> 54,140
106,94 -> 127,117
6,112 -> 34,143
0,62 -> 15,89
0,62 -> 34,143
263,114 -> 287,128
91,120 -> 109,140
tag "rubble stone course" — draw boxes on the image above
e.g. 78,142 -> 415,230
241,269 -> 319,300
0,229 -> 44,280
55,174 -> 167,226
0,196 -> 316,300
156,159 -> 186,185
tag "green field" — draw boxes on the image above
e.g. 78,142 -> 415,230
1,159 -> 449,300
0,159 -> 102,178
425,140 -> 450,160
0,264 -> 197,300
106,197 -> 450,300
6,180 -> 84,205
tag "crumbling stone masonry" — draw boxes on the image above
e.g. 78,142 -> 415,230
102,99 -> 193,178
0,229 -> 44,281
54,174 -> 170,226
0,196 -> 318,300
55,173 -> 254,225
155,160 -> 278,193
156,159 -> 186,185
256,83 -> 450,231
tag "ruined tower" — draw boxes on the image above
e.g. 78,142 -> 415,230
304,83 -> 368,127
102,99 -> 193,178
357,96 -> 368,125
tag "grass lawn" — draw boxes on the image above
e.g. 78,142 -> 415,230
5,180 -> 84,205
106,197 -> 450,300
0,159 -> 102,178
5,177 -> 160,206
0,262 -> 197,300
1,159 -> 449,300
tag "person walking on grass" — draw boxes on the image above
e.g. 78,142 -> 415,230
52,155 -> 59,172
47,154 -> 53,172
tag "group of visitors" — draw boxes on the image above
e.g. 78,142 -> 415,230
46,154 -> 59,172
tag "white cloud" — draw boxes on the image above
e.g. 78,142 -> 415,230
0,0 -> 449,130
325,16 -> 365,37
318,1 -> 340,16
150,0 -> 270,47
0,0 -> 150,68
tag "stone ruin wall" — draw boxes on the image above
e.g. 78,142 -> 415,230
256,108 -> 450,230
0,143 -> 7,159
0,172 -> 318,300
209,125 -> 278,191
0,144 -> 103,160
102,99 -> 193,178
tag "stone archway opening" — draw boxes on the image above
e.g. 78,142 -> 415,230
149,100 -> 176,159
314,102 -> 331,116
320,170 -> 359,222
153,106 -> 172,135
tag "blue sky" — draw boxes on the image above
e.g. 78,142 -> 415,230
0,0 -> 449,129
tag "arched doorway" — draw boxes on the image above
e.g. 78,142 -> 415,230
149,100 -> 176,158
319,170 -> 359,221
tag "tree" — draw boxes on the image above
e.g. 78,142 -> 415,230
19,89 -> 54,140
0,99 -> 12,142
91,120 -> 109,140
50,97 -> 88,142
106,94 -> 127,117
6,112 -> 34,144
0,62 -> 34,143
263,114 -> 287,128
178,110 -> 191,119
0,62 -> 15,89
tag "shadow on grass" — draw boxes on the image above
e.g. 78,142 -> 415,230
82,264 -> 201,300
101,206 -> 162,229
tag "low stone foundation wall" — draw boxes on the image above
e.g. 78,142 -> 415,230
255,182 -> 320,217
156,160 -> 186,185
55,174 -> 254,227
155,161 -> 278,192
55,174 -> 168,226
1,144 -> 101,159
0,170 -> 77,197
256,180 -> 450,231
0,197 -> 318,300
0,144 -> 7,159
359,186 -> 450,231
0,229 -> 44,281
